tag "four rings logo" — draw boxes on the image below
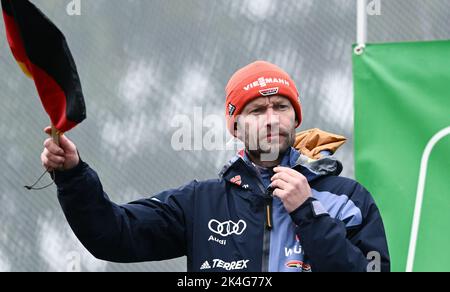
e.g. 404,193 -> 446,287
208,219 -> 247,237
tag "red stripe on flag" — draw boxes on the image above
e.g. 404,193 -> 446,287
2,10 -> 33,77
31,62 -> 78,132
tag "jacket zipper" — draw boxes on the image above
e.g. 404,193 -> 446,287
262,190 -> 272,272
239,159 -> 273,272
248,166 -> 273,231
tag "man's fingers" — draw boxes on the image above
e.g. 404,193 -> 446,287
47,154 -> 65,165
42,148 -> 65,164
45,158 -> 63,170
271,171 -> 296,184
41,152 -> 61,171
58,134 -> 74,151
44,126 -> 52,136
41,148 -> 65,168
272,188 -> 287,199
273,167 -> 308,185
270,179 -> 289,191
43,138 -> 65,156
274,166 -> 303,177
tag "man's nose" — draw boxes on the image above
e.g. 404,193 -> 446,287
265,108 -> 280,126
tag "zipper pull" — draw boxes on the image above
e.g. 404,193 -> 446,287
265,197 -> 273,231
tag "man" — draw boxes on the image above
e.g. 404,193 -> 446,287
41,61 -> 390,272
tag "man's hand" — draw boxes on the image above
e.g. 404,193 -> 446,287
270,166 -> 312,213
41,127 -> 79,172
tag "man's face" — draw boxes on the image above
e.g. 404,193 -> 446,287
236,95 -> 297,161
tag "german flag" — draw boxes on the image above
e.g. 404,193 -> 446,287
2,0 -> 86,133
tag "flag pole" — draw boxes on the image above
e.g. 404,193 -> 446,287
355,0 -> 367,55
51,123 -> 64,172
51,124 -> 60,146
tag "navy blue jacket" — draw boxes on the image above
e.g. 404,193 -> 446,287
54,149 -> 390,272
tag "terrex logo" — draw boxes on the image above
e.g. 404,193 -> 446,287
200,261 -> 211,270
208,219 -> 247,237
243,77 -> 290,91
200,259 -> 249,271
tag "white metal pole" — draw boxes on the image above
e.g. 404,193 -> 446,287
355,0 -> 367,55
406,126 -> 450,272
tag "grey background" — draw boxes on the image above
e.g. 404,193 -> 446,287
0,0 -> 449,272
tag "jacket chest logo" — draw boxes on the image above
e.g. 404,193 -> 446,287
208,219 -> 247,237
230,175 -> 242,186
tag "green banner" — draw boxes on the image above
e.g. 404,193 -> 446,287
353,40 -> 450,272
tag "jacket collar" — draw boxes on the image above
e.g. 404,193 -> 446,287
219,147 -> 343,192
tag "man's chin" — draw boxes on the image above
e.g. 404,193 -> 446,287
255,142 -> 290,156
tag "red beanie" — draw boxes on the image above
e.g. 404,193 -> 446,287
225,61 -> 302,136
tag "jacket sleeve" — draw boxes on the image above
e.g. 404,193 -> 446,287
54,159 -> 195,263
290,182 -> 390,272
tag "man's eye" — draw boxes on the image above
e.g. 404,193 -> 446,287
250,109 -> 262,114
276,105 -> 289,110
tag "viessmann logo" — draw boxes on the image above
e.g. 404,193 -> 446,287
208,219 -> 247,237
243,77 -> 290,91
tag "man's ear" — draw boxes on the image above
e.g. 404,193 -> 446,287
234,119 -> 245,142
234,121 -> 241,140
